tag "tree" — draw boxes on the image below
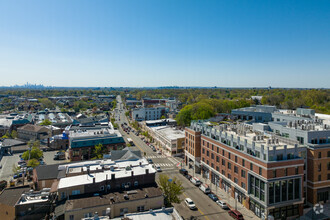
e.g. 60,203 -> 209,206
2,131 -> 10,139
40,119 -> 52,126
10,130 -> 18,139
27,159 -> 40,168
21,146 -> 43,160
92,143 -> 108,159
159,174 -> 184,205
160,115 -> 166,119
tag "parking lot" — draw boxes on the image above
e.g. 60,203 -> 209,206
0,151 -> 69,182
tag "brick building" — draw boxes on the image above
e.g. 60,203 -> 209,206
185,121 -> 305,219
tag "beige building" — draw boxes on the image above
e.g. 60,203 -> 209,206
148,126 -> 185,156
17,124 -> 51,141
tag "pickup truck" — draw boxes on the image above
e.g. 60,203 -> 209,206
54,152 -> 65,160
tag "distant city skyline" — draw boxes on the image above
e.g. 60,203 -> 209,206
0,0 -> 330,88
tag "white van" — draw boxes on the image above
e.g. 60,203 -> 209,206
190,177 -> 201,186
199,184 -> 211,194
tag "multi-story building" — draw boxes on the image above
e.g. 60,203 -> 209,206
0,186 -> 51,220
185,126 -> 202,173
131,106 -> 166,121
17,124 -> 51,141
186,121 -> 305,219
148,126 -> 185,156
67,122 -> 125,161
231,105 -> 277,122
267,110 -> 330,206
52,158 -> 164,219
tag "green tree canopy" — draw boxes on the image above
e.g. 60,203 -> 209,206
21,145 -> 43,160
27,158 -> 40,168
92,143 -> 108,159
40,119 -> 52,126
159,174 -> 184,205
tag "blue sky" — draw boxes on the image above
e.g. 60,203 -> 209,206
0,0 -> 329,88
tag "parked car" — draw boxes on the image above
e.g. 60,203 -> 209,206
156,166 -> 162,172
147,159 -> 153,164
185,174 -> 192,180
179,169 -> 188,176
228,210 -> 244,220
199,184 -> 211,194
190,177 -> 201,186
216,200 -> 228,209
184,198 -> 197,210
208,193 -> 218,201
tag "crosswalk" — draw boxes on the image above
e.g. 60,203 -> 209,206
153,163 -> 174,167
145,155 -> 167,159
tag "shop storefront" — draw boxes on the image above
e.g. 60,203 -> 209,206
268,205 -> 300,220
222,179 -> 231,193
235,188 -> 246,206
202,165 -> 209,179
211,171 -> 220,187
249,199 -> 265,218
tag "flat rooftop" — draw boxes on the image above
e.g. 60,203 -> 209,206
152,126 -> 185,140
65,186 -> 162,211
58,159 -> 156,189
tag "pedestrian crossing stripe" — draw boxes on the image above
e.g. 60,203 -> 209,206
154,163 -> 174,167
145,155 -> 167,159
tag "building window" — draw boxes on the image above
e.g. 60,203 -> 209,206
207,151 -> 209,156
250,163 -> 253,171
318,164 -> 322,172
284,168 -> 288,176
211,163 -> 214,168
242,182 -> 246,189
222,159 -> 225,166
137,206 -> 145,212
228,174 -> 231,180
72,190 -> 80,195
202,148 -> 205,154
234,166 -> 238,173
107,184 -> 111,190
328,173 -> 330,180
228,162 -> 231,170
216,166 -> 219,171
328,151 -> 330,157
216,156 -> 219,162
100,186 -> 104,191
228,153 -> 231,159
273,170 -> 276,178
241,170 -> 246,178
259,167 -> 262,175
234,178 -> 238,184
84,213 -> 92,218
242,159 -> 245,167
70,215 -> 74,220
222,149 -> 225,156
318,175 -> 321,181
318,152 -> 322,158
296,167 -> 299,174
211,153 -> 214,159
222,170 -> 225,176
134,181 -> 139,187
235,156 -> 237,163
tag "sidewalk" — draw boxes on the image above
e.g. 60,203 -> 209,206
182,164 -> 259,220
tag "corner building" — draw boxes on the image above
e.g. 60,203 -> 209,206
186,121 -> 305,219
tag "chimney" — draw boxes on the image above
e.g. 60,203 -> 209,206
145,169 -> 149,174
111,173 -> 115,180
139,162 -> 142,166
131,171 -> 134,176
93,177 -> 95,184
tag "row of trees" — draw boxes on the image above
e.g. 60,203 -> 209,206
176,99 -> 251,126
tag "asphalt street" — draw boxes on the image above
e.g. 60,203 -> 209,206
115,96 -> 232,220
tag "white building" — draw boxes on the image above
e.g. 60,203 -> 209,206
131,106 -> 166,121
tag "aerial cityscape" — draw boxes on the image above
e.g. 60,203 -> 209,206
0,1 -> 329,220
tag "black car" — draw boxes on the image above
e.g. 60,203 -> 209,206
179,169 -> 188,176
147,159 -> 153,164
185,174 -> 192,180
208,193 -> 218,202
